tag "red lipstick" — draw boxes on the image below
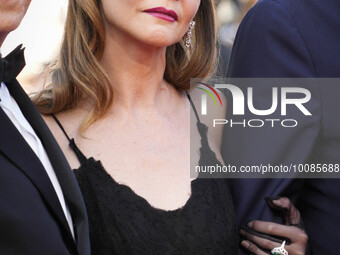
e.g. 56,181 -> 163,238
144,7 -> 178,22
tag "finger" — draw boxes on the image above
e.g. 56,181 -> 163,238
241,226 -> 285,244
240,228 -> 281,250
241,240 -> 269,255
272,197 -> 301,225
248,220 -> 305,242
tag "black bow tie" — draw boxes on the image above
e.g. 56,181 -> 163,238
0,44 -> 26,85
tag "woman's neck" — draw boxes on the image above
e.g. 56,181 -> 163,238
100,31 -> 174,113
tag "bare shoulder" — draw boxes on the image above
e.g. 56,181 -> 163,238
41,110 -> 83,149
42,114 -> 59,135
41,114 -> 70,147
41,107 -> 85,139
41,111 -> 85,169
188,85 -> 227,150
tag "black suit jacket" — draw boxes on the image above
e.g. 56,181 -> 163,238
0,77 -> 90,254
223,0 -> 340,254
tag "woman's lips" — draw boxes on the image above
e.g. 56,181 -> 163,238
143,7 -> 178,22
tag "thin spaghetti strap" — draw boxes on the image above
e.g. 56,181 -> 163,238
52,114 -> 72,142
185,91 -> 202,124
185,91 -> 210,150
51,114 -> 88,165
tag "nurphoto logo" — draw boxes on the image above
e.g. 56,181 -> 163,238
196,80 -> 312,128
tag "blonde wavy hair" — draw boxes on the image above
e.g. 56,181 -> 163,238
32,0 -> 217,132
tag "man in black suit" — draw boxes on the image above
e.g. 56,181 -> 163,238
0,1 -> 90,254
222,0 -> 340,254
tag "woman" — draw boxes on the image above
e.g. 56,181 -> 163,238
33,0 -> 307,254
34,0 -> 238,254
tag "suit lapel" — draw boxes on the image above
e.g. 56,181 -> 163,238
0,107 -> 71,238
5,78 -> 90,255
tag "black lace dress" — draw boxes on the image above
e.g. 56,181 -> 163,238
52,92 -> 238,255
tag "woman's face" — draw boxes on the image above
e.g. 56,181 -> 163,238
100,0 -> 201,47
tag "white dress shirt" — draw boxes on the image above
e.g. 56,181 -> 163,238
0,81 -> 75,239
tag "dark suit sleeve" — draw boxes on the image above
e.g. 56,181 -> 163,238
222,1 -> 332,254
227,0 -> 316,78
223,0 -> 321,171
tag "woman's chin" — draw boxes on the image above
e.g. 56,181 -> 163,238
135,30 -> 182,48
139,37 -> 181,49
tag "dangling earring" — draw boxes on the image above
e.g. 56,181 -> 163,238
185,21 -> 196,48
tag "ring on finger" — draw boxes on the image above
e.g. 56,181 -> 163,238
271,240 -> 288,255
